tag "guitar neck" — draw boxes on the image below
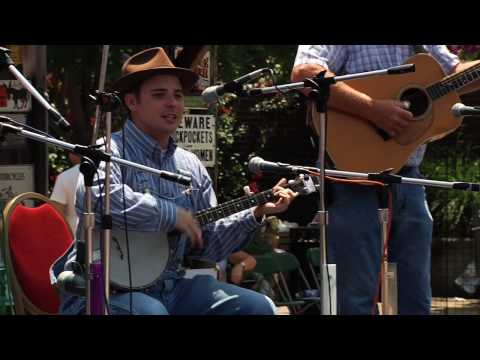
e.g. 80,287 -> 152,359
427,62 -> 480,100
195,189 -> 276,226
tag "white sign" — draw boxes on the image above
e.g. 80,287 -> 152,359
0,165 -> 34,204
0,79 -> 32,113
175,114 -> 216,167
1,114 -> 27,148
0,164 -> 34,265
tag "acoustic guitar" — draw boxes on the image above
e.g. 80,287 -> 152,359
92,174 -> 317,290
311,53 -> 480,173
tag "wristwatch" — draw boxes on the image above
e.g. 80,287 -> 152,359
240,261 -> 247,271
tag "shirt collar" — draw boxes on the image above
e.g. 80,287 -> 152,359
124,119 -> 177,159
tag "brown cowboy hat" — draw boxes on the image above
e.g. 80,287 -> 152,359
112,47 -> 199,94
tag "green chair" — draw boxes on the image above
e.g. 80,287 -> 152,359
306,247 -> 321,290
254,249 -> 319,314
0,263 -> 14,315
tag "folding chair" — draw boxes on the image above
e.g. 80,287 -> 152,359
0,192 -> 74,314
306,247 -> 322,290
253,249 -> 320,314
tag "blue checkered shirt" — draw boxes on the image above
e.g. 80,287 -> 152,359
294,45 -> 460,166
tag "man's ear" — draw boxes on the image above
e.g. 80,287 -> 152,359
123,93 -> 137,112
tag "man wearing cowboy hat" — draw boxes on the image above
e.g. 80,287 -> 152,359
58,47 -> 297,315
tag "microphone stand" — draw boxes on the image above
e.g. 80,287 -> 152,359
248,63 -> 415,315
86,45 -> 112,315
86,90 -> 121,315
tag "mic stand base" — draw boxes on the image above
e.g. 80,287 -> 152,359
90,262 -> 105,315
310,211 -> 337,315
321,264 -> 337,315
79,157 -> 105,315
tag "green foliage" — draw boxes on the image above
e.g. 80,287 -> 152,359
423,126 -> 480,238
218,45 -> 296,84
48,145 -> 70,175
215,45 -> 301,201
422,45 -> 480,238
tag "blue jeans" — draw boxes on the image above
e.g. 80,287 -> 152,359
60,275 -> 276,315
326,166 -> 433,314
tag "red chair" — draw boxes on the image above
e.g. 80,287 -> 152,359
0,192 -> 74,314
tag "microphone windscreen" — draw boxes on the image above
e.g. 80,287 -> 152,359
201,86 -> 220,104
451,103 -> 464,117
248,157 -> 264,174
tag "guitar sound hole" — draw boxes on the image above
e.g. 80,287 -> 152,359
399,87 -> 430,118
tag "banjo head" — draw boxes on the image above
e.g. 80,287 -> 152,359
93,229 -> 170,290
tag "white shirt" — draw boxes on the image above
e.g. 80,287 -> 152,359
50,164 -> 80,235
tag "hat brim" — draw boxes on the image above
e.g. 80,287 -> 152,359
112,67 -> 199,94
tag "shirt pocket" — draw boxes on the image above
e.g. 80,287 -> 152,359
133,172 -> 151,194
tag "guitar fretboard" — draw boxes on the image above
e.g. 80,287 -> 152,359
195,189 -> 276,226
427,62 -> 480,100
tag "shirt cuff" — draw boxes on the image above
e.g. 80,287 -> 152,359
243,208 -> 265,230
154,197 -> 177,232
294,58 -> 330,70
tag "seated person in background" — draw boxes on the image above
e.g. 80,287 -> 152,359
50,152 -> 81,234
228,251 -> 257,285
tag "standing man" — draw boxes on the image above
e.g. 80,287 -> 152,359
50,152 -> 81,235
291,45 -> 480,314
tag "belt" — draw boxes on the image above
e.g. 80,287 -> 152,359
398,166 -> 417,175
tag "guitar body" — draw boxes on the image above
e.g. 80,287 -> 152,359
313,54 -> 462,173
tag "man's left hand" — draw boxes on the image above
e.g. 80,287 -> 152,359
253,178 -> 298,218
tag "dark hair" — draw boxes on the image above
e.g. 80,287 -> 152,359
122,80 -> 144,120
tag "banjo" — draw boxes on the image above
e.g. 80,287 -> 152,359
93,174 -> 317,290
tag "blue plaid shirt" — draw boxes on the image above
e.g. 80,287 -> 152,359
64,119 -> 262,280
294,45 -> 460,166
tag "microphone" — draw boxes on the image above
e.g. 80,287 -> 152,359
56,270 -> 86,296
451,103 -> 480,117
248,156 -> 303,176
48,108 -> 72,131
159,171 -> 192,186
201,68 -> 270,104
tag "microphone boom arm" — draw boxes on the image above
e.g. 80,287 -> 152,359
247,64 -> 415,96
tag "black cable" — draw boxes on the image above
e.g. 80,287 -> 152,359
120,125 -> 134,314
93,110 -> 113,315
95,168 -> 112,315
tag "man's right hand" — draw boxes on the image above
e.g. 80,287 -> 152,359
175,207 -> 203,249
367,99 -> 413,138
